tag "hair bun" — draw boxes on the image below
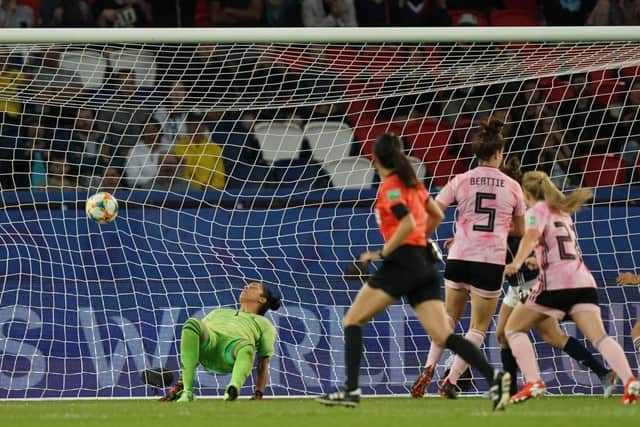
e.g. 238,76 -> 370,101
269,296 -> 282,311
480,118 -> 504,135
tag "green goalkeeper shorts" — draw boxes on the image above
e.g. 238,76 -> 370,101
198,329 -> 252,374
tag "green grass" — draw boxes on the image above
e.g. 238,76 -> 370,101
1,396 -> 638,427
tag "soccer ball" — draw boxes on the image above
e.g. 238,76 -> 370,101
86,192 -> 119,224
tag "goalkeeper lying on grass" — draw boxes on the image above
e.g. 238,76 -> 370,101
163,281 -> 281,402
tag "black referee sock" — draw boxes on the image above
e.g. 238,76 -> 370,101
344,325 -> 363,391
445,334 -> 494,382
563,336 -> 609,377
500,348 -> 518,396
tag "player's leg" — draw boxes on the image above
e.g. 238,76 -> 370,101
496,300 -> 518,396
535,316 -> 615,397
317,282 -> 394,406
632,319 -> 640,353
571,308 -> 640,404
177,318 -> 212,402
224,341 -> 255,401
413,299 -> 511,411
444,289 -> 499,397
504,303 -> 548,403
411,285 -> 466,397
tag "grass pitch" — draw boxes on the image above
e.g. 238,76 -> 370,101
1,396 -> 638,427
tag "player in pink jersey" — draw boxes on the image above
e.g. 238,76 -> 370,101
504,171 -> 640,405
411,119 -> 526,399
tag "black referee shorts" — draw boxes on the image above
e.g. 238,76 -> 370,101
368,245 -> 442,307
444,259 -> 505,292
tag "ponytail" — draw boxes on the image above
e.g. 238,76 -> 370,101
500,156 -> 523,183
373,133 -> 418,188
522,171 -> 592,214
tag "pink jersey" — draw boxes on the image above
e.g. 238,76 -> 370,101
526,201 -> 596,291
436,166 -> 525,265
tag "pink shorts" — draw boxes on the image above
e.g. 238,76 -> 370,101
445,279 -> 502,299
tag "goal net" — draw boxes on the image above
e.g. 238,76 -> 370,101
0,28 -> 639,399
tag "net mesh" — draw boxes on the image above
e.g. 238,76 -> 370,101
0,38 -> 639,398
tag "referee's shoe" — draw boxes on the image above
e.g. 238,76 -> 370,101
316,388 -> 361,407
489,371 -> 511,411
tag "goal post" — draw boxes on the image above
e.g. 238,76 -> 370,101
0,27 -> 639,399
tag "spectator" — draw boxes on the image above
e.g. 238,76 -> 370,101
0,48 -> 25,123
173,112 -> 225,190
45,152 -> 76,190
445,0 -> 502,12
153,153 -> 190,193
29,126 -> 49,189
263,0 -> 301,25
41,0 -> 93,26
94,0 -> 152,27
541,0 -> 597,25
124,119 -> 164,188
586,0 -> 640,25
89,165 -> 122,193
96,68 -> 151,168
391,0 -> 450,26
302,0 -> 357,26
611,79 -> 640,166
153,79 -> 189,154
26,47 -> 83,103
153,0 -> 195,26
208,0 -> 262,26
0,0 -> 34,27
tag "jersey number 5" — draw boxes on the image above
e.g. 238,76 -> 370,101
473,192 -> 496,232
554,221 -> 579,260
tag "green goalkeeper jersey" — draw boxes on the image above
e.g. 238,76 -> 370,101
202,308 -> 277,358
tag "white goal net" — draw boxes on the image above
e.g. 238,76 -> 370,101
0,28 -> 638,399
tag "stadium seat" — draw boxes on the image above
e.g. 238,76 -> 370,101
502,0 -> 538,13
590,79 -> 624,107
253,122 -> 305,163
408,156 -> 428,183
579,154 -> 625,187
105,48 -> 157,87
304,121 -> 354,163
353,120 -> 402,157
270,158 -> 331,191
401,118 -> 469,188
61,50 -> 107,89
323,158 -> 375,189
360,46 -> 409,76
448,9 -> 489,26
621,65 -> 640,78
489,9 -> 538,26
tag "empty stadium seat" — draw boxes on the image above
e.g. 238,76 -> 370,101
503,0 -> 538,13
61,50 -> 107,89
323,158 -> 375,189
353,120 -> 402,157
253,122 -> 305,163
579,154 -> 625,187
490,9 -> 538,26
408,156 -> 428,183
304,121 -> 354,163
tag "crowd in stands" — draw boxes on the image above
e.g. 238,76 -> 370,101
0,0 -> 640,194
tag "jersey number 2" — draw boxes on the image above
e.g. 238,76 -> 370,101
473,192 -> 496,232
554,221 -> 579,260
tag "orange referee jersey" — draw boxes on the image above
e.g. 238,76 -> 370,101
374,174 -> 429,247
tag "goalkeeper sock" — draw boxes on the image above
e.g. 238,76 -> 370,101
228,345 -> 255,391
180,318 -> 202,392
563,336 -> 608,377
444,334 -> 493,382
500,348 -> 518,396
344,325 -> 363,391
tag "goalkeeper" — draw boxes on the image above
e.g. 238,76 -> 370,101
164,281 -> 281,402
616,272 -> 640,354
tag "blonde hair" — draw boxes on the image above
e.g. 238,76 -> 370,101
521,171 -> 592,214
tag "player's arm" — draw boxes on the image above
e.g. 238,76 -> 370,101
505,228 -> 540,277
360,212 -> 415,263
509,214 -> 525,237
425,196 -> 444,238
252,356 -> 271,399
617,272 -> 640,286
